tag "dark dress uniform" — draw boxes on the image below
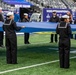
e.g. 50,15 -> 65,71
49,15 -> 60,43
56,21 -> 72,68
22,18 -> 30,44
0,13 -> 4,46
3,19 -> 22,64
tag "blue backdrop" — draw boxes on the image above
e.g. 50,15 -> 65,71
42,8 -> 72,22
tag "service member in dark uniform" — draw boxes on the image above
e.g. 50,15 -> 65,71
56,15 -> 72,68
0,7 -> 4,47
49,11 -> 60,43
3,12 -> 25,64
22,13 -> 30,44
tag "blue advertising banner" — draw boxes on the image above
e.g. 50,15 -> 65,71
42,8 -> 72,22
3,0 -> 33,8
3,0 -> 25,2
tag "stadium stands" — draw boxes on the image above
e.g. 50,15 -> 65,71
1,0 -> 76,11
62,0 -> 76,9
28,0 -> 67,8
0,0 -> 15,10
49,0 -> 67,9
1,0 -> 76,9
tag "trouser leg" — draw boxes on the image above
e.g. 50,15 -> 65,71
59,39 -> 64,68
64,39 -> 70,68
5,37 -> 12,64
55,34 -> 57,42
24,33 -> 30,44
9,37 -> 17,64
50,34 -> 53,42
0,31 -> 3,46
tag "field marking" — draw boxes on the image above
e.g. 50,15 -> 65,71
18,42 -> 51,46
0,56 -> 76,74
49,47 -> 76,51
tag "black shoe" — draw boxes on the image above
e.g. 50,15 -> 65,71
25,42 -> 30,44
12,63 -> 18,64
60,67 -> 64,68
0,45 -> 5,48
64,67 -> 69,69
7,62 -> 12,64
50,42 -> 53,43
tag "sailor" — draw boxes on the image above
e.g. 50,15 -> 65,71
22,13 -> 30,44
49,10 -> 60,43
3,12 -> 25,64
56,15 -> 72,68
0,7 -> 4,47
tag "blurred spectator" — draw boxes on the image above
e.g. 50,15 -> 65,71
22,13 -> 30,44
14,11 -> 20,22
67,11 -> 73,39
67,11 -> 72,24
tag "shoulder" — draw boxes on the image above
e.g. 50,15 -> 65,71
11,20 -> 16,24
22,19 -> 25,22
58,21 -> 63,25
56,16 -> 59,18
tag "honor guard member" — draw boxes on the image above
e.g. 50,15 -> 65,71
0,7 -> 4,47
3,12 -> 25,64
56,15 -> 72,68
22,13 -> 30,44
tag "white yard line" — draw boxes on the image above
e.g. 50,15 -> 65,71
18,42 -> 50,46
0,56 -> 76,74
49,47 -> 76,51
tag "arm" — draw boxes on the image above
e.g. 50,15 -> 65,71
12,21 -> 25,31
49,17 -> 52,22
12,21 -> 22,31
0,14 -> 4,22
2,25 -> 5,31
56,25 -> 59,34
57,17 -> 60,22
56,16 -> 60,22
67,24 -> 72,35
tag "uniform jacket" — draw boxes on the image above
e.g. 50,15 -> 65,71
56,21 -> 72,39
22,18 -> 29,22
49,16 -> 60,22
3,19 -> 21,38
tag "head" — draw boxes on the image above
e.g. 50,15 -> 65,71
24,13 -> 28,19
64,18 -> 69,23
67,11 -> 71,16
7,12 -> 14,20
62,15 -> 70,23
52,11 -> 57,16
0,7 -> 2,13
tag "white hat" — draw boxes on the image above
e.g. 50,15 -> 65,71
0,7 -> 2,10
7,12 -> 14,16
24,13 -> 28,16
62,15 -> 69,19
52,10 -> 56,13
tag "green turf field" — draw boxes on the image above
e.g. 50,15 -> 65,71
0,34 -> 76,75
